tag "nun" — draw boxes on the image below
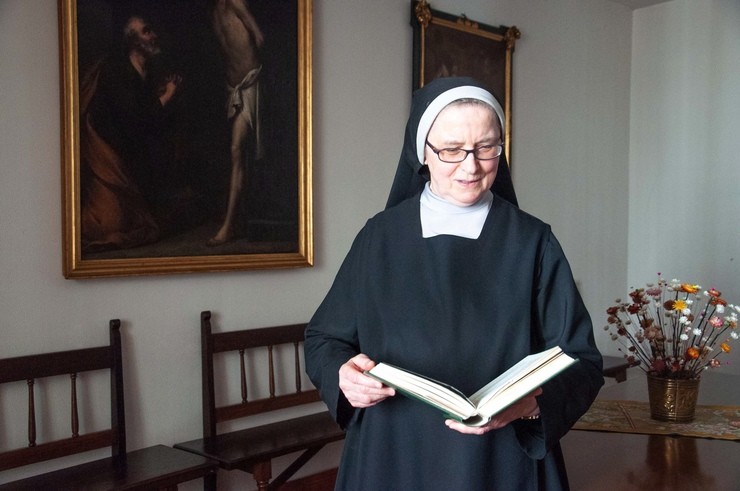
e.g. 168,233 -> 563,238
305,77 -> 603,490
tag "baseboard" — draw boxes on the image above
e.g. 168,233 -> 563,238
281,468 -> 338,491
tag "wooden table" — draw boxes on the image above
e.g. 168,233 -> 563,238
561,371 -> 740,491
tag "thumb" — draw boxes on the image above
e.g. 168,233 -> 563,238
351,353 -> 377,372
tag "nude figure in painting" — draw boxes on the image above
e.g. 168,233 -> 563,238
208,0 -> 264,245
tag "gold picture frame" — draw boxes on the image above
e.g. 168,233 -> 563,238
59,0 -> 312,278
411,0 -> 520,164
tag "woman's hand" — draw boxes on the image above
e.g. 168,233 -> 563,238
339,354 -> 396,408
445,387 -> 542,435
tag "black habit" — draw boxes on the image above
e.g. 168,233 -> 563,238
305,78 -> 603,490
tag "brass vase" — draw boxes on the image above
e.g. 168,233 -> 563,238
646,374 -> 700,422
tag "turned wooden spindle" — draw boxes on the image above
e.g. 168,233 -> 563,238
26,379 -> 36,447
294,341 -> 302,393
239,349 -> 248,403
268,345 -> 275,398
70,373 -> 79,438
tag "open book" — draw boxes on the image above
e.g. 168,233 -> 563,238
365,346 -> 576,427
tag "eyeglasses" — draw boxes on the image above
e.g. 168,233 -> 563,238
426,141 -> 503,163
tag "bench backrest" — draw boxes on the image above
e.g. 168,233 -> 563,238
0,320 -> 125,472
200,310 -> 320,438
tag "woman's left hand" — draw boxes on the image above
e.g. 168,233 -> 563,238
445,387 -> 542,435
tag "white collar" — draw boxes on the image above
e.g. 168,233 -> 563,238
420,183 -> 493,239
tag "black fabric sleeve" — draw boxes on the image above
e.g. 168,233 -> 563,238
513,231 -> 603,459
304,230 -> 367,428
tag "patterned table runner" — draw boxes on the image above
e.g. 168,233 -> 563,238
573,399 -> 740,440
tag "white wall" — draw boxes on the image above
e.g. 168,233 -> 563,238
14,0 -> 738,488
629,0 -> 740,372
629,0 -> 740,295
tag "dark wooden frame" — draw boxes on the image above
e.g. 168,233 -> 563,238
411,0 -> 520,164
0,320 -> 217,488
59,0 -> 313,278
174,311 -> 345,491
0,331 -> 123,471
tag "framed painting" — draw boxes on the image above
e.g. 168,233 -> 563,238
59,0 -> 313,278
411,0 -> 520,164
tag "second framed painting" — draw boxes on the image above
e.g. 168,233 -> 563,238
59,0 -> 312,278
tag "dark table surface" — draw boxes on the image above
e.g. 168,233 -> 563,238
561,369 -> 740,491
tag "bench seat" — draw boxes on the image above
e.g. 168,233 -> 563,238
175,411 -> 343,471
0,445 -> 215,491
602,355 -> 640,383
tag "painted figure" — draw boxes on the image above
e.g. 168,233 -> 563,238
208,0 -> 264,246
80,15 -> 182,252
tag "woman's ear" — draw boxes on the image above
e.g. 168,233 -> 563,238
421,144 -> 431,168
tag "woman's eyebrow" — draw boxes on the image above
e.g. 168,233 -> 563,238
436,138 -> 464,147
437,136 -> 498,147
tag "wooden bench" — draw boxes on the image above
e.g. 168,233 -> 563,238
602,355 -> 640,383
174,311 -> 345,491
0,320 -> 217,490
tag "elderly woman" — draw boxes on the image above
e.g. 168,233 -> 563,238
305,77 -> 603,490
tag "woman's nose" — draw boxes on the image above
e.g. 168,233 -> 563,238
458,152 -> 480,173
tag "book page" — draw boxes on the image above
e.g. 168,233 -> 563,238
468,346 -> 565,406
367,363 -> 476,418
475,352 -> 577,418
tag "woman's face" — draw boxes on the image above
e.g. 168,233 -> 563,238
424,103 -> 500,207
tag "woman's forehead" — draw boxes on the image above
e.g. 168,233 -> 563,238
414,85 -> 504,163
430,103 -> 500,135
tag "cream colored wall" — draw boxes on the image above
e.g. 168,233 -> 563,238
628,0 -> 740,373
0,0 -> 652,488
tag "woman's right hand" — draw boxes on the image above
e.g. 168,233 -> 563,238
339,354 -> 395,408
